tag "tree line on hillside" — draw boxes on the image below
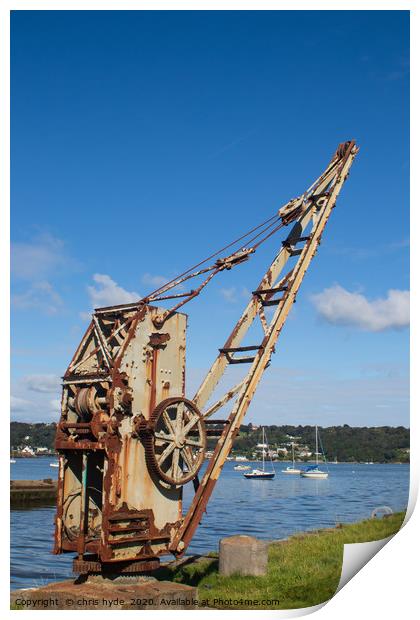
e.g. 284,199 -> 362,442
10,421 -> 409,463
10,422 -> 57,450
229,423 -> 410,463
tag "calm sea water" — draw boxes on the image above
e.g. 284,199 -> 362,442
11,457 -> 409,591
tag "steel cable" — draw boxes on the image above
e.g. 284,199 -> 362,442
143,212 -> 281,300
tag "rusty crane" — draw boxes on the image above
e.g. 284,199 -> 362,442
54,141 -> 358,575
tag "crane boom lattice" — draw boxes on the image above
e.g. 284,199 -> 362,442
53,140 -> 358,574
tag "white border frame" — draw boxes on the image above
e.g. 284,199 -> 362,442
1,3 -> 415,619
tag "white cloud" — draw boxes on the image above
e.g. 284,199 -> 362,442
220,287 -> 237,303
23,374 -> 61,393
220,286 -> 250,304
86,273 -> 140,310
187,364 -> 409,427
12,281 -> 64,315
311,285 -> 409,332
10,362 -> 408,426
142,273 -> 168,289
11,396 -> 32,413
11,233 -> 71,281
11,375 -> 62,422
11,234 -> 77,315
49,399 -> 62,413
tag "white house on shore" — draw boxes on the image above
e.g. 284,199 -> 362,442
21,446 -> 35,456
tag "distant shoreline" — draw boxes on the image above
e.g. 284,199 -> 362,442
9,454 -> 410,465
222,459 -> 410,465
11,421 -> 410,464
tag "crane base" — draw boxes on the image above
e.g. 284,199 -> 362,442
73,556 -> 160,576
11,578 -> 198,610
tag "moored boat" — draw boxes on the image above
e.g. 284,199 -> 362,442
244,469 -> 275,479
300,425 -> 329,479
300,465 -> 329,479
282,442 -> 301,474
282,466 -> 302,475
244,427 -> 275,479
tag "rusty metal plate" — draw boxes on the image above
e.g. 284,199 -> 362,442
73,557 -> 160,574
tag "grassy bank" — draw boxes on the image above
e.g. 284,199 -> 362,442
159,512 -> 405,610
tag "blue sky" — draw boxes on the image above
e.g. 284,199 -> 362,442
10,10 -> 409,426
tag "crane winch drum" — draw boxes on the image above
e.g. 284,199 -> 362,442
53,140 -> 359,575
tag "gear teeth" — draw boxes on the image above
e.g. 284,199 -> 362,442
143,397 -> 207,486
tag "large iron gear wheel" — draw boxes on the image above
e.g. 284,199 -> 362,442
145,397 -> 206,485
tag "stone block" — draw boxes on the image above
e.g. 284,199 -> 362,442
11,578 -> 198,610
219,535 -> 268,576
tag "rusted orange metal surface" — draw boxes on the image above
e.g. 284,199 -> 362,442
54,142 -> 358,573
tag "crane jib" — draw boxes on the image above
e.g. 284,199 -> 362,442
53,141 -> 358,574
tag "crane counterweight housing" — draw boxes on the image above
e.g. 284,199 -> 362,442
54,140 -> 359,575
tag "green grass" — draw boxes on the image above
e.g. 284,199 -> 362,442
159,512 -> 405,610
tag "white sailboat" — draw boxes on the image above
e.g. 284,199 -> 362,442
300,425 -> 329,479
244,427 -> 275,479
282,442 -> 301,474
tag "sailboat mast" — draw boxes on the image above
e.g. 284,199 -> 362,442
292,442 -> 295,467
262,428 -> 265,470
315,425 -> 318,466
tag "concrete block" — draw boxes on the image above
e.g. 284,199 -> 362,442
219,535 -> 268,576
11,578 -> 198,610
10,479 -> 57,507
